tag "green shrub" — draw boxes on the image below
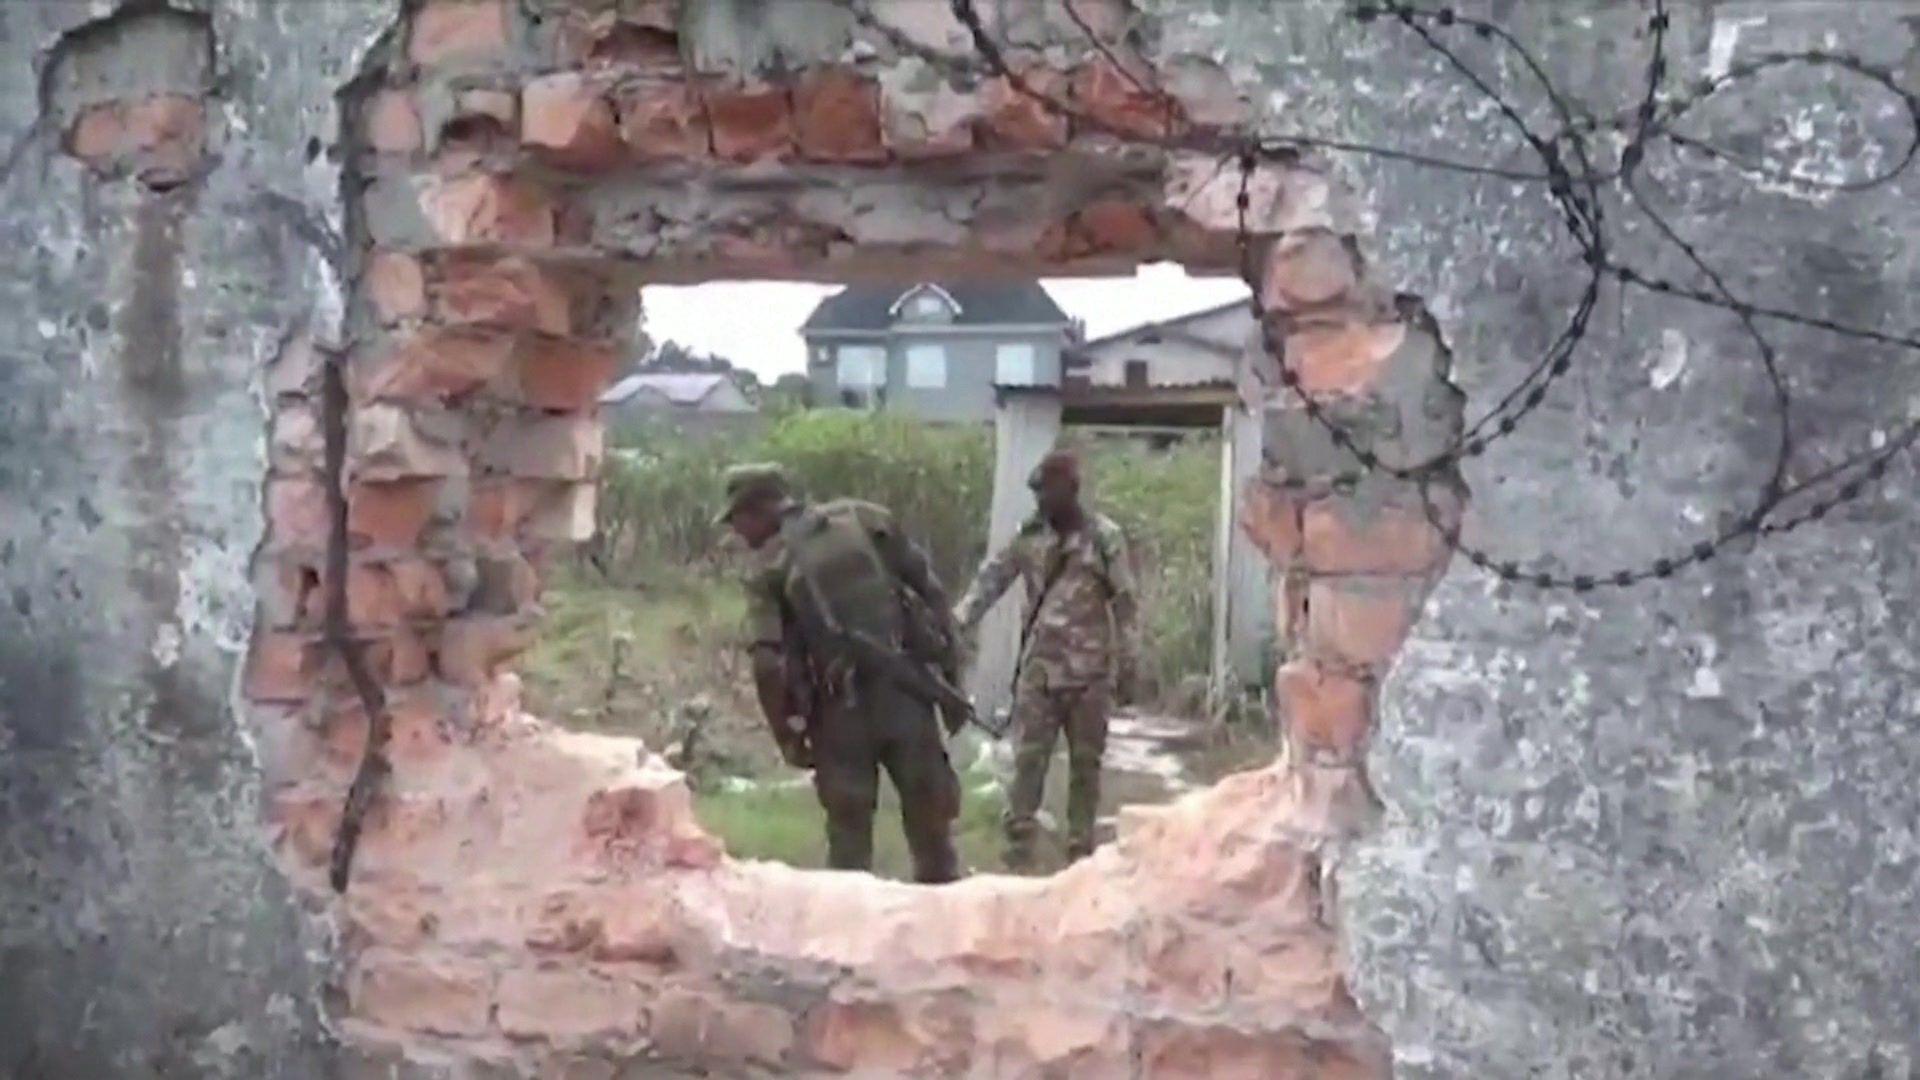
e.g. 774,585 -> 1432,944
757,411 -> 993,590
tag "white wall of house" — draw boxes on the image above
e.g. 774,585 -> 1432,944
1073,304 -> 1248,388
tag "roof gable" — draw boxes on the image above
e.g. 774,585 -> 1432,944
802,281 -> 1071,332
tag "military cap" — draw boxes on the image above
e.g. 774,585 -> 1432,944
714,462 -> 793,525
1027,449 -> 1082,489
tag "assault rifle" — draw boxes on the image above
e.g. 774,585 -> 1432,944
793,567 -> 1006,740
835,625 -> 1008,739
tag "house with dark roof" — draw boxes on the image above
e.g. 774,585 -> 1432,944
799,281 -> 1078,422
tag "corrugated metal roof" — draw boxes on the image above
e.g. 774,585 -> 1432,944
600,371 -> 731,406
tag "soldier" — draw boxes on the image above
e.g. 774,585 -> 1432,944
955,449 -> 1140,870
716,463 -> 966,884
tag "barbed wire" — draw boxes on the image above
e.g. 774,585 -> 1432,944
844,0 -> 1920,591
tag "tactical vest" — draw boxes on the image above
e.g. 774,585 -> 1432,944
779,500 -> 907,666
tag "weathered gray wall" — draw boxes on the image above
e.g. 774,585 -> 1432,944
6,0 -> 1919,1075
1161,1 -> 1920,1075
0,1 -> 389,1075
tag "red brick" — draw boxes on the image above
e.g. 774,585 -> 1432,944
1070,59 -> 1179,140
1275,660 -> 1373,760
879,74 -> 977,160
663,827 -> 722,870
457,88 -> 517,128
245,632 -> 321,703
388,558 -> 452,618
346,559 -> 449,627
362,327 -> 513,402
348,479 -> 441,549
1047,198 -> 1158,259
496,968 -> 644,1042
319,701 -> 369,770
1239,482 -> 1303,564
1284,321 -> 1407,396
386,692 -> 452,764
366,89 -> 423,154
433,254 -> 572,335
805,1001 -> 922,1073
524,481 -> 597,541
1301,500 -> 1448,577
481,416 -> 603,480
978,72 -> 1068,150
348,953 -> 493,1036
793,68 -> 885,164
66,102 -> 125,164
266,478 -> 332,551
365,251 -> 427,323
1262,229 -> 1359,311
122,94 -> 206,185
421,173 -> 556,246
258,556 -> 321,631
409,0 -> 508,67
650,990 -> 793,1068
516,336 -> 619,411
521,73 -> 626,172
345,563 -> 404,627
1304,577 -> 1425,669
368,627 -> 433,686
268,333 -> 323,398
268,402 -> 325,477
266,788 -> 340,869
467,478 -> 533,541
619,80 -> 710,160
438,616 -> 532,685
704,84 -> 793,162
350,404 -> 468,481
471,553 -> 540,614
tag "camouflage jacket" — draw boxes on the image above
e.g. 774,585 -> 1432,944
954,512 -> 1140,690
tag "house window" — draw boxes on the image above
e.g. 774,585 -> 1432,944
836,345 -> 885,388
1125,359 -> 1150,388
995,342 -> 1037,385
905,344 -> 947,389
913,294 -> 945,318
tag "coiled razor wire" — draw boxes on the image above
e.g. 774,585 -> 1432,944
843,0 -> 1920,592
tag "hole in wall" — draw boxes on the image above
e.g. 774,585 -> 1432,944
521,265 -> 1267,882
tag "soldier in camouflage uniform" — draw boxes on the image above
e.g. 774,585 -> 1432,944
717,464 -> 964,884
955,450 -> 1140,869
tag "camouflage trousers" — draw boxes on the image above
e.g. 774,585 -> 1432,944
1004,676 -> 1110,867
811,675 -> 962,884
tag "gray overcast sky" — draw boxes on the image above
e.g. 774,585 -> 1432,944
639,264 -> 1249,381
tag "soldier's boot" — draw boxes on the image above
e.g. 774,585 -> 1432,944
1063,685 -> 1110,864
1002,821 -> 1038,873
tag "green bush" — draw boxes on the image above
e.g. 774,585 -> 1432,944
757,410 -> 993,590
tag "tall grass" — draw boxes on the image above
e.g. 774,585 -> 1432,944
590,411 -> 1220,706
1072,433 -> 1221,701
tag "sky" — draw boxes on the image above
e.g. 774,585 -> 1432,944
639,263 -> 1249,382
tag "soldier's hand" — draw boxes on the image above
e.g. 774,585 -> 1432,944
779,736 -> 814,770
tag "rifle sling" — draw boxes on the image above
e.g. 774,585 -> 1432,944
1009,542 -> 1073,699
